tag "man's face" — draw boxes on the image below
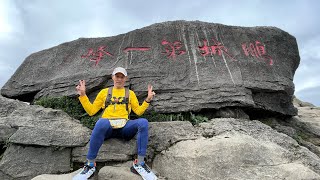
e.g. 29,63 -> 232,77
112,73 -> 127,88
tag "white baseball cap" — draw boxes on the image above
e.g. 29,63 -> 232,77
112,67 -> 127,76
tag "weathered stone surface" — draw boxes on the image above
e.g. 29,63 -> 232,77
0,125 -> 16,142
73,138 -> 137,162
154,137 -> 320,180
3,95 -> 319,180
32,169 -> 81,180
252,99 -> 320,159
98,161 -> 141,180
72,121 -> 197,162
294,106 -> 320,137
33,161 -> 158,180
99,166 -> 141,180
0,95 -> 91,147
148,121 -> 197,152
0,94 -> 29,117
97,161 -> 166,180
214,107 -> 250,119
23,111 -> 320,180
0,144 -> 71,180
282,105 -> 320,157
153,118 -> 320,179
1,20 -> 299,116
272,104 -> 320,143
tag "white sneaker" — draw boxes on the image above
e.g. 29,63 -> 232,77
72,163 -> 96,180
132,160 -> 157,180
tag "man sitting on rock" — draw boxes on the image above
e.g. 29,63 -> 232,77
73,67 -> 157,180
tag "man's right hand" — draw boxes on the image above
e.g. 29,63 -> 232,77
76,80 -> 86,96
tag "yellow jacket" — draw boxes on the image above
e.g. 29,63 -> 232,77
79,87 -> 149,119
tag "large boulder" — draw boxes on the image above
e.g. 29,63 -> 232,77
260,98 -> 320,157
295,104 -> 320,136
72,138 -> 137,163
153,118 -> 320,179
0,95 -> 91,147
32,161 -> 163,180
32,170 -> 81,180
2,92 -> 320,179
0,95 -> 91,179
97,161 -> 142,180
1,20 -> 299,116
0,145 -> 71,180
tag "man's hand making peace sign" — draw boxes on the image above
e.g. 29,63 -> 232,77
145,84 -> 156,103
76,80 -> 86,96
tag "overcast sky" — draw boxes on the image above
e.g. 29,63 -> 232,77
0,0 -> 319,106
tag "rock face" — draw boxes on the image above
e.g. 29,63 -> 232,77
154,118 -> 320,180
268,97 -> 320,158
0,95 -> 91,147
0,145 -> 71,180
0,95 -> 91,179
1,94 -> 320,180
1,20 -> 299,116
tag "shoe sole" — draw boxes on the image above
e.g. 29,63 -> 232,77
130,166 -> 139,175
131,165 -> 158,180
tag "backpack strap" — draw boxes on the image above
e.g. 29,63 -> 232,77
104,87 -> 130,113
124,88 -> 130,112
105,87 -> 113,108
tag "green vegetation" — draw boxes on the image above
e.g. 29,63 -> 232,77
139,111 -> 209,125
34,96 -> 101,129
34,96 -> 209,129
34,96 -> 84,119
259,118 -> 277,128
292,130 -> 311,144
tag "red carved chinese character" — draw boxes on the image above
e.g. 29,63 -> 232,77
255,41 -> 266,57
242,41 -> 273,65
161,40 -> 186,59
123,47 -> 151,52
81,46 -> 114,66
199,38 -> 236,61
198,40 -> 210,56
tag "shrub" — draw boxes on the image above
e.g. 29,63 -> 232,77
34,96 -> 100,129
35,96 -> 209,129
141,111 -> 208,125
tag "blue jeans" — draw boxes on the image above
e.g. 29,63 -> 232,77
87,118 -> 149,160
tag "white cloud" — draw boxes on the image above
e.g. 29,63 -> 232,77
295,77 -> 320,93
300,37 -> 320,60
294,35 -> 320,94
294,62 -> 320,93
0,0 -> 23,41
0,61 -> 15,88
0,2 -> 12,35
295,86 -> 320,106
0,61 -> 14,72
83,18 -> 114,38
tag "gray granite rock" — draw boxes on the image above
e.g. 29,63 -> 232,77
153,118 -> 320,179
0,145 -> 71,180
0,95 -> 91,147
1,20 -> 299,116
